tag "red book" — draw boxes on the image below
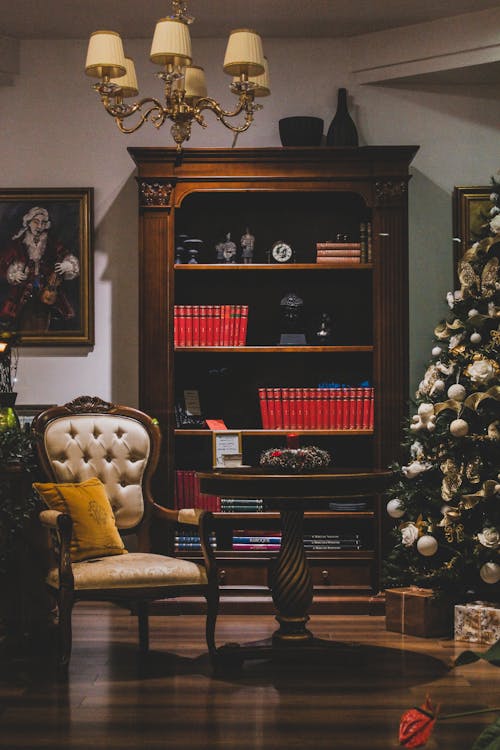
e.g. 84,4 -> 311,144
362,387 -> 371,429
327,390 -> 334,429
214,305 -> 222,346
227,304 -> 236,346
337,388 -> 345,430
321,389 -> 329,429
266,387 -> 276,428
303,388 -> 311,428
258,388 -> 269,428
369,387 -> 375,429
316,242 -> 362,251
192,306 -> 200,346
273,387 -> 283,429
239,305 -> 248,345
282,388 -> 290,429
289,388 -> 297,429
348,387 -> 356,429
185,305 -> 193,347
308,388 -> 317,429
294,388 -> 304,430
355,387 -> 364,429
177,305 -> 186,347
174,306 -> 179,346
199,305 -> 207,346
180,470 -> 188,509
222,304 -> 232,346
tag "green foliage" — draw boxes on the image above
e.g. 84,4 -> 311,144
0,426 -> 39,574
471,717 -> 500,750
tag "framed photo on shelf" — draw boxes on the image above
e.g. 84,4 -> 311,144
0,188 -> 94,345
212,430 -> 242,468
453,186 -> 493,267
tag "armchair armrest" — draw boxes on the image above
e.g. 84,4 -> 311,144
38,508 -> 74,589
152,503 -> 217,580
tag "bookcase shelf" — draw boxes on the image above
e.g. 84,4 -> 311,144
174,346 -> 374,353
175,429 -> 374,436
129,145 -> 418,614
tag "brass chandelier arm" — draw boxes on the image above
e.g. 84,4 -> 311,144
195,94 -> 257,134
101,97 -> 168,133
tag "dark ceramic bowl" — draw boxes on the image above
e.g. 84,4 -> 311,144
278,116 -> 324,146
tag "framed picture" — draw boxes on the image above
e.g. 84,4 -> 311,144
15,403 -> 55,430
453,186 -> 493,267
0,188 -> 94,345
212,430 -> 242,468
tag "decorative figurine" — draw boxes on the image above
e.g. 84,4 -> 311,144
217,232 -> 238,263
279,291 -> 307,345
315,312 -> 332,344
240,227 -> 255,264
270,240 -> 294,264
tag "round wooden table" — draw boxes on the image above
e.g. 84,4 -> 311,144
198,468 -> 391,665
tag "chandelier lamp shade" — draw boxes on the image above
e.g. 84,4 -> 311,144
85,0 -> 270,149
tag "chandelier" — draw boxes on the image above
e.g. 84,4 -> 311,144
85,0 -> 270,149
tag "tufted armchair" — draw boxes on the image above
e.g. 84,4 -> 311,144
31,396 -> 219,673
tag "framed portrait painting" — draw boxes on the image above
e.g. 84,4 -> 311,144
0,188 -> 93,345
453,186 -> 493,267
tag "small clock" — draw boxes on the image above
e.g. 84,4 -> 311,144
270,240 -> 294,264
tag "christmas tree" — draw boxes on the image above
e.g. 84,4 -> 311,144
383,177 -> 500,601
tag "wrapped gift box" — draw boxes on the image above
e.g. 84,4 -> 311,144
454,602 -> 500,645
385,587 -> 453,637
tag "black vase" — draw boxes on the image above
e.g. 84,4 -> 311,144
326,88 -> 358,147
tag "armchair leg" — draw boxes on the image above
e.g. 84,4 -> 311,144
137,602 -> 149,653
57,588 -> 74,673
205,585 -> 219,657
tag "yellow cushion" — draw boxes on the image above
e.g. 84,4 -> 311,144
33,477 -> 127,563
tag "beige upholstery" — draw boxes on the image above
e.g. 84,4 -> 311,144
46,552 -> 208,590
42,414 -> 149,529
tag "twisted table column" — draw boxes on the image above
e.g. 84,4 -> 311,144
270,503 -> 313,642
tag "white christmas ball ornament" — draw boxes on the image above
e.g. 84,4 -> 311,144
432,346 -> 442,357
432,379 -> 445,394
417,535 -> 438,556
450,418 -> 469,437
479,562 -> 500,585
470,332 -> 482,344
447,384 -> 466,401
387,498 -> 405,518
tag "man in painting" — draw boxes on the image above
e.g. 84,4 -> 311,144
0,206 -> 80,332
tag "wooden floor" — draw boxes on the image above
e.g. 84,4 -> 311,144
1,603 -> 498,749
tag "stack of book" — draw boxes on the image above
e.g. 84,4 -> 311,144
328,500 -> 369,511
316,241 -> 362,265
316,223 -> 372,264
174,470 -> 220,512
303,533 -> 363,550
220,497 -> 265,513
232,530 -> 281,551
174,304 -> 248,347
174,526 -> 217,552
258,386 -> 374,430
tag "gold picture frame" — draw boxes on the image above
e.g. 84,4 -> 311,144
453,186 -> 493,268
0,188 -> 94,345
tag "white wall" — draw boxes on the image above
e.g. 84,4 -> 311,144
1,27 -> 498,408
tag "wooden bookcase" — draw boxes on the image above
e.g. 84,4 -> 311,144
129,146 -> 418,614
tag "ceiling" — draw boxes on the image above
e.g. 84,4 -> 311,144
1,0 -> 499,40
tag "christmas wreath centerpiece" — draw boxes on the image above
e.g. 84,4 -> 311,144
260,445 -> 331,473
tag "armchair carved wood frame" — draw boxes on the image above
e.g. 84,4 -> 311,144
32,396 -> 219,674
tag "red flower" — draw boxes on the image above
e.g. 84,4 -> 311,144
399,695 -> 440,748
270,450 -> 282,457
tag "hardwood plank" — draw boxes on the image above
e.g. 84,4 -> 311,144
0,603 -> 497,750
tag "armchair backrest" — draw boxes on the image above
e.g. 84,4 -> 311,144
32,396 -> 161,532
